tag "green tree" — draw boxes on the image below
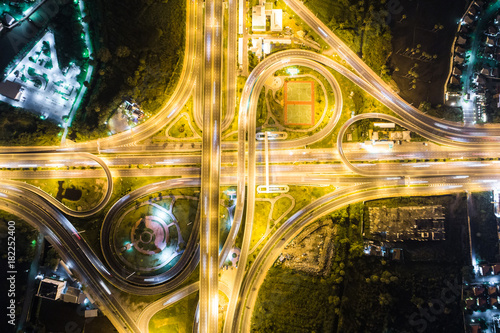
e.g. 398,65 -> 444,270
98,48 -> 112,63
115,45 -> 131,58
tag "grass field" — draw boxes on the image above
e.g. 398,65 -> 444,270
20,178 -> 107,211
149,291 -> 198,333
285,81 -> 313,102
172,198 -> 198,242
251,201 -> 272,249
285,104 -> 314,125
220,205 -> 231,250
272,196 -> 293,222
284,80 -> 314,126
168,116 -> 196,138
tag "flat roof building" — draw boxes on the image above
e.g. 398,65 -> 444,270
238,37 -> 243,66
252,6 -> 266,32
62,286 -> 83,304
85,309 -> 99,318
0,80 -> 22,100
37,278 -> 67,301
271,9 -> 283,32
374,122 -> 395,128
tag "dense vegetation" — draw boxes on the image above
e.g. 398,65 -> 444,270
51,1 -> 88,70
302,0 -> 392,78
70,0 -> 186,141
418,101 -> 463,122
486,100 -> 500,123
0,104 -> 61,145
470,191 -> 499,263
340,260 -> 463,332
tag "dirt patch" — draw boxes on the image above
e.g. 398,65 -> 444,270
279,219 -> 337,276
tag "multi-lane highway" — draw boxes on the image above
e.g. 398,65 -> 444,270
0,186 -> 141,332
200,0 -> 223,331
4,0 -> 500,332
284,0 -> 500,141
0,153 -> 113,217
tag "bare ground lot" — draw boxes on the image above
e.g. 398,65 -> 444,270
389,0 -> 467,106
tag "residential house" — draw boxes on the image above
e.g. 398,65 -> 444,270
464,15 -> 474,26
480,67 -> 490,76
477,296 -> 488,308
457,35 -> 467,45
454,54 -> 465,65
487,25 -> 498,36
480,264 -> 491,276
469,323 -> 481,333
473,286 -> 485,296
450,76 -> 460,85
484,45 -> 494,58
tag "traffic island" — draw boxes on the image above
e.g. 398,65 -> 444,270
111,193 -> 198,276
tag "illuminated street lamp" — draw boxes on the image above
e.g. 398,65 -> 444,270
286,67 -> 299,75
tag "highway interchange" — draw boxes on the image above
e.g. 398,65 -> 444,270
2,0 -> 500,332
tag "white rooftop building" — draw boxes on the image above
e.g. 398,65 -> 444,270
263,40 -> 271,54
252,2 -> 283,32
271,9 -> 283,32
238,37 -> 243,66
252,6 -> 266,32
494,189 -> 500,217
250,38 -> 263,58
